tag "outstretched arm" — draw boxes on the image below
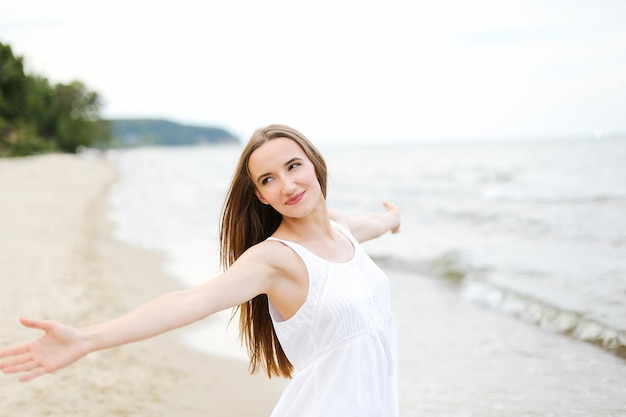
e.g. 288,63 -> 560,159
0,245 -> 275,382
330,201 -> 401,243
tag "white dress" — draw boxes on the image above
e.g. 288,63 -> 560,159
267,221 -> 398,417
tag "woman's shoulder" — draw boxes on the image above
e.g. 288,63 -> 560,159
245,239 -> 308,297
245,239 -> 305,273
328,210 -> 351,230
246,238 -> 293,257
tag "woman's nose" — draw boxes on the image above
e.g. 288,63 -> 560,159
281,177 -> 296,195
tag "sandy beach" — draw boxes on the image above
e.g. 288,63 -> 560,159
2,150 -> 626,417
0,154 -> 285,416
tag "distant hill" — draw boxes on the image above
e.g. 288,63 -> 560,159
109,119 -> 239,147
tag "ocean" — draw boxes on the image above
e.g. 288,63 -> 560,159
104,137 -> 626,416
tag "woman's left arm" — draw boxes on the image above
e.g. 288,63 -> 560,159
330,201 -> 401,243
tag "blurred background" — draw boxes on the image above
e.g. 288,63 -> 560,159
2,0 -> 625,145
2,1 -> 626,416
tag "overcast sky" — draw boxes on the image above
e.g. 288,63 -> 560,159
2,0 -> 625,144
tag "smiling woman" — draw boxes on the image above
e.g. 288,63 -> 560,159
250,139 -> 322,211
0,124 -> 402,417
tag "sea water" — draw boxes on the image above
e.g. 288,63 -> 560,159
105,138 -> 626,416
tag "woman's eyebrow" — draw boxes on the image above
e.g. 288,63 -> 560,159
284,157 -> 303,167
256,172 -> 270,183
256,157 -> 304,182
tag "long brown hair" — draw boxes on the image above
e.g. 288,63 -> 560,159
219,124 -> 328,378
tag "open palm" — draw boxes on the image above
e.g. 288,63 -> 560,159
0,318 -> 88,382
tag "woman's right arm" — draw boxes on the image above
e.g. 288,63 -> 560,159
0,243 -> 279,382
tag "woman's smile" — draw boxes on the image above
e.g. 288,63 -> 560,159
285,191 -> 305,205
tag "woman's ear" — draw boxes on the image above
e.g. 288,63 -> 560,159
255,190 -> 269,205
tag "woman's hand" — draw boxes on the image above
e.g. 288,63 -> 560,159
0,318 -> 89,382
382,201 -> 401,234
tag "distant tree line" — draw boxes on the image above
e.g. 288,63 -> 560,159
1,42 -> 240,157
0,42 -> 110,157
110,119 -> 239,147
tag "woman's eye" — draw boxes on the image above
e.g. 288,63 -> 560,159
288,162 -> 301,170
261,177 -> 273,185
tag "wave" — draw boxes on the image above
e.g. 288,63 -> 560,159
461,277 -> 626,359
480,187 -> 626,204
373,252 -> 626,360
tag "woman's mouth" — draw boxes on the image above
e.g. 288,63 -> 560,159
285,192 -> 305,205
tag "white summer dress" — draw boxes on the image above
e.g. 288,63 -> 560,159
267,221 -> 398,417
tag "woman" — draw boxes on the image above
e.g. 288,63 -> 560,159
0,124 -> 401,416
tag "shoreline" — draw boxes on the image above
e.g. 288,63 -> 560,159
4,150 -> 625,416
0,154 -> 285,416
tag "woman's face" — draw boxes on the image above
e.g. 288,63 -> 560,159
248,137 -> 323,218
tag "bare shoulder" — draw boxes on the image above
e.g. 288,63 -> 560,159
244,239 -> 306,277
329,210 -> 350,229
248,240 -> 308,315
201,240 -> 306,313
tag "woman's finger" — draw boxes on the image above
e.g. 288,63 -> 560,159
20,317 -> 49,331
0,351 -> 33,371
0,344 -> 29,360
382,201 -> 399,213
19,366 -> 47,383
3,359 -> 38,374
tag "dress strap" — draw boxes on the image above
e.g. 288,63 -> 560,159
329,219 -> 357,242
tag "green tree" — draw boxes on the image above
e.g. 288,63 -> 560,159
0,41 -> 111,156
0,43 -> 47,156
0,43 -> 28,122
50,81 -> 109,152
26,76 -> 55,138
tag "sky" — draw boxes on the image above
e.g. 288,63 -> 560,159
1,0 -> 625,144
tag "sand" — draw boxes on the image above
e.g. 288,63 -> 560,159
0,154 -> 285,416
